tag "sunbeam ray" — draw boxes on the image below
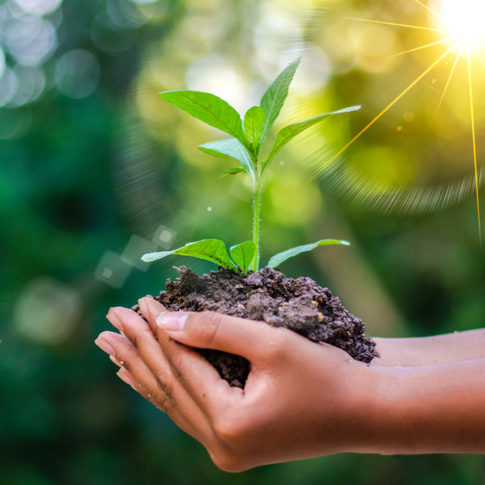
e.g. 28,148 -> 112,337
313,43 -> 457,177
310,2 -> 485,242
341,15 -> 450,34
391,37 -> 453,57
466,47 -> 482,245
473,46 -> 485,69
436,44 -> 463,114
413,0 -> 442,19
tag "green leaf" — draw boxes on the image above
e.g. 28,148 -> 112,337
159,90 -> 247,146
244,106 -> 265,150
199,139 -> 255,180
230,241 -> 256,273
260,58 -> 301,144
267,239 -> 351,269
219,167 -> 246,178
266,105 -> 361,163
142,239 -> 237,270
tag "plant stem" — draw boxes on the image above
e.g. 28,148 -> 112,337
251,179 -> 263,271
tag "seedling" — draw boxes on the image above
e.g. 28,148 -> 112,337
142,58 -> 360,272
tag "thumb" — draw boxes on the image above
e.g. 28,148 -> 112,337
140,297 -> 286,361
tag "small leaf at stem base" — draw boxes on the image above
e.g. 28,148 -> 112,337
142,239 -> 236,270
230,241 -> 256,273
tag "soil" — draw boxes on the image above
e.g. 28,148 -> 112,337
133,266 -> 378,388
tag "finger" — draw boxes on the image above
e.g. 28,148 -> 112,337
139,297 -> 286,362
103,310 -> 215,442
107,306 -> 211,414
96,330 -> 209,441
107,307 -> 185,409
137,298 -> 227,386
107,306 -> 171,381
115,366 -> 203,442
117,366 -> 140,389
116,366 -> 167,410
96,331 -> 175,413
110,355 -> 122,367
139,298 -> 244,412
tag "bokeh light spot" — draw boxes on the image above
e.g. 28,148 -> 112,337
55,49 -> 100,99
0,47 -> 5,79
354,24 -> 399,73
121,234 -> 157,272
403,111 -> 415,123
129,0 -> 159,4
14,0 -> 63,16
268,171 -> 322,226
94,251 -> 132,288
5,16 -> 57,66
14,277 -> 82,345
291,46 -> 330,93
152,225 -> 176,248
0,68 -> 18,107
8,64 -> 45,107
185,56 -> 249,112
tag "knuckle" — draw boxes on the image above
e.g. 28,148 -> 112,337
169,354 -> 185,381
155,374 -> 174,402
115,352 -> 131,371
126,324 -> 153,349
129,333 -> 139,349
114,343 -> 139,371
149,382 -> 173,413
157,394 -> 171,414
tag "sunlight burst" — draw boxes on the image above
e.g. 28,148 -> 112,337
438,0 -> 485,46
315,0 -> 484,245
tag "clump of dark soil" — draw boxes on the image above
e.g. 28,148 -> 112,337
134,266 -> 378,388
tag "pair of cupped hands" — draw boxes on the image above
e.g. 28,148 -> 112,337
96,298 -> 485,469
95,297 -> 379,471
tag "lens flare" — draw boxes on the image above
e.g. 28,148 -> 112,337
439,0 -> 485,46
312,1 -> 484,244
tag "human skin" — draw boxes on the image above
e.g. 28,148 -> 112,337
374,330 -> 485,366
95,298 -> 485,471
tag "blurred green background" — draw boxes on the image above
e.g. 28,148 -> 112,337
1,0 -> 484,483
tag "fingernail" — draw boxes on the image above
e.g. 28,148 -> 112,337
142,297 -> 163,323
156,312 -> 187,332
95,335 -> 115,355
138,298 -> 149,317
107,309 -> 122,331
117,368 -> 137,388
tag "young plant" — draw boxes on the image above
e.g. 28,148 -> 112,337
142,58 -> 359,272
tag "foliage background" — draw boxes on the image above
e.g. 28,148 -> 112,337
1,0 -> 484,483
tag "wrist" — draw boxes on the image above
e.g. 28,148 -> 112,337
338,363 -> 406,455
347,360 -> 485,455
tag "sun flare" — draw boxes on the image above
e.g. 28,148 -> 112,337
438,0 -> 485,46
318,1 -> 484,244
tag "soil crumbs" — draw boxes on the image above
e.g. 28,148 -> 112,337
137,266 -> 378,388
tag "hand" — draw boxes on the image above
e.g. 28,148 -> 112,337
95,297 -> 377,471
